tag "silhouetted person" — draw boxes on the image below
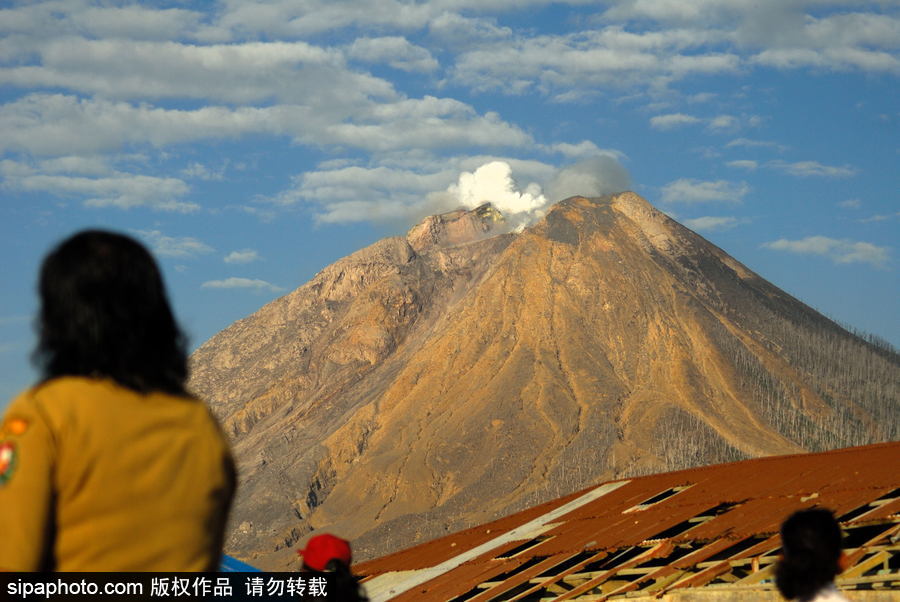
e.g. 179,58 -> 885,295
776,507 -> 848,602
0,230 -> 235,571
298,533 -> 369,601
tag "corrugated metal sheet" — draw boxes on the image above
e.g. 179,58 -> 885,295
355,441 -> 900,601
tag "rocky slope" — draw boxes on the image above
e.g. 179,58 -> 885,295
189,192 -> 899,569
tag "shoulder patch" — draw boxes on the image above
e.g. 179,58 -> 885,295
0,440 -> 16,486
2,416 -> 29,437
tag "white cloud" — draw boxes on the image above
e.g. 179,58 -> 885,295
428,12 -> 513,46
0,94 -> 271,156
600,0 -> 756,23
306,198 -> 434,225
859,212 -> 900,224
36,155 -> 112,176
687,92 -> 716,103
767,160 -> 858,178
751,13 -> 900,74
441,4 -> 899,98
707,114 -> 738,131
726,137 -> 786,151
0,94 -> 531,158
4,2 -> 895,121
1,159 -> 196,212
660,178 -> 749,204
277,164 -> 456,207
323,100 -> 533,152
838,198 -> 861,209
216,0 -> 434,36
346,37 -> 439,72
270,160 -> 469,223
70,6 -> 203,41
451,27 -> 738,95
763,236 -> 890,268
201,277 -> 284,292
0,39 -> 394,105
650,113 -> 701,130
224,249 -> 262,264
545,156 -> 631,203
802,12 -> 900,50
547,140 -> 618,159
651,113 -> 759,133
727,160 -> 758,170
601,2 -> 900,77
755,11 -> 900,73
214,0 -> 581,38
133,230 -> 214,258
753,47 -> 891,72
683,216 -> 743,231
720,158 -> 858,178
182,162 -> 226,181
0,3 -> 202,42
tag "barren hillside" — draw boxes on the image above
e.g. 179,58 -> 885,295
189,193 -> 898,569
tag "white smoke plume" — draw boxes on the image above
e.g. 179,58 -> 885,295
453,161 -> 547,213
438,156 -> 630,231
447,161 -> 550,230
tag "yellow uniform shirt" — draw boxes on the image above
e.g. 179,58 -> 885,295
0,377 -> 235,571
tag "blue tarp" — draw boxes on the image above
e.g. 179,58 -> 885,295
219,555 -> 262,572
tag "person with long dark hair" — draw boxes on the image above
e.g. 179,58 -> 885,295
0,230 -> 235,571
776,507 -> 848,601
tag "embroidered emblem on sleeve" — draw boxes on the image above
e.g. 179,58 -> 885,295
2,416 -> 29,437
0,441 -> 16,485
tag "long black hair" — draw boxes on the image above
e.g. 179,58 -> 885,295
33,230 -> 189,395
775,507 -> 844,601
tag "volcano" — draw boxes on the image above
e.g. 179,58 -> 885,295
188,192 -> 898,569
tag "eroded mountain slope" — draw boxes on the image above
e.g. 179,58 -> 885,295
189,193 -> 898,569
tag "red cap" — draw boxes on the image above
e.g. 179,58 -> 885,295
297,534 -> 352,571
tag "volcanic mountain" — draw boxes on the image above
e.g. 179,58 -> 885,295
188,193 -> 898,570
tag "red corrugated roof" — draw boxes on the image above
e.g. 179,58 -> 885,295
355,441 -> 900,601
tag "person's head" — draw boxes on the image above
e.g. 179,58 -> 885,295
776,507 -> 844,601
298,534 -> 367,601
298,533 -> 352,572
34,230 -> 188,395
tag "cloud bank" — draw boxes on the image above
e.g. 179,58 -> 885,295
661,179 -> 749,204
279,151 -> 630,227
683,216 -> 744,232
224,249 -> 261,264
763,236 -> 890,268
201,277 -> 284,292
133,230 -> 213,258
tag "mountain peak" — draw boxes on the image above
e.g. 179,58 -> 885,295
189,190 -> 898,569
406,202 -> 505,253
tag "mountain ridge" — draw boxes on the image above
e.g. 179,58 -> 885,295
189,192 -> 898,569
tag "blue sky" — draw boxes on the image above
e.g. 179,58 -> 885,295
1,0 -> 898,404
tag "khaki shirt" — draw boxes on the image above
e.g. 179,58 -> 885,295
0,377 -> 235,571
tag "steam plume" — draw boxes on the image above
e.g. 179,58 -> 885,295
444,161 -> 548,230
452,161 -> 547,215
440,156 -> 629,230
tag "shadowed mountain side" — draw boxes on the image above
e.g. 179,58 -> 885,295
188,193 -> 899,570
